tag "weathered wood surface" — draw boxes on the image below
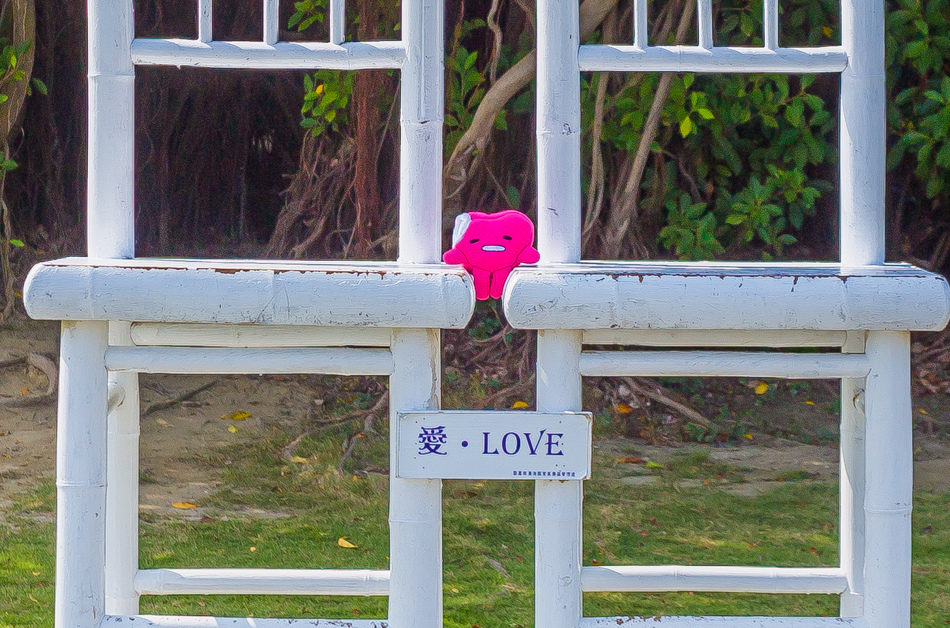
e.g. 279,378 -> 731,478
503,262 -> 950,331
24,258 -> 475,328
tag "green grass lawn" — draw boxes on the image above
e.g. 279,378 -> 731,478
2,432 -> 949,627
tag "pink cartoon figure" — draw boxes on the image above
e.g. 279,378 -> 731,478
443,210 -> 541,300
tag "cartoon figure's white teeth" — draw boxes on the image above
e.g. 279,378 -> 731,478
482,245 -> 506,252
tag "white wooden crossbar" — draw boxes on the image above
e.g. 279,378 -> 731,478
581,619 -> 868,628
581,566 -> 848,594
578,351 -> 870,378
577,46 -> 848,73
104,347 -> 394,375
130,39 -> 405,69
129,324 -> 393,347
101,619 -> 388,627
503,263 -> 950,332
135,568 -> 389,596
24,259 -> 475,328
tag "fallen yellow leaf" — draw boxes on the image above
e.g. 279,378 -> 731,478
511,401 -> 529,409
19,388 -> 30,396
289,456 -> 309,464
221,411 -> 252,421
919,408 -> 929,415
155,418 -> 171,427
805,400 -> 815,405
250,546 -> 258,553
754,382 -> 769,395
172,501 -> 196,509
337,537 -> 358,549
822,26 -> 833,37
616,403 -> 634,414
743,433 -> 754,440
227,425 -> 239,433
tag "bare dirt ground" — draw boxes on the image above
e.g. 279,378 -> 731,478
3,317 -> 950,522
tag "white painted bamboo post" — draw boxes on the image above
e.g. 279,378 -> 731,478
697,0 -> 714,49
264,0 -> 279,45
330,0 -> 346,44
862,331 -> 912,627
536,330 -> 584,628
840,0 -> 885,266
55,321 -> 110,628
763,0 -> 779,49
105,322 -> 141,615
633,0 -> 648,48
536,1 -> 583,627
399,0 -> 443,266
389,329 -> 442,628
839,368 -> 866,617
76,1 -> 134,626
389,0 -> 444,625
87,0 -> 135,260
536,0 -> 581,264
198,0 -> 212,43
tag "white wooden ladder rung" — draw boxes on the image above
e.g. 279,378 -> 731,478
134,568 -> 389,596
581,566 -> 848,594
101,618 -> 389,627
580,618 -> 869,628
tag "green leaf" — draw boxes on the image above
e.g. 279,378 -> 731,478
9,239 -> 23,247
31,78 -> 47,95
726,214 -> 746,225
505,185 -> 521,210
697,107 -> 715,120
679,116 -> 694,137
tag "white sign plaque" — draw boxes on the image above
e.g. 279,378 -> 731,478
396,411 -> 592,480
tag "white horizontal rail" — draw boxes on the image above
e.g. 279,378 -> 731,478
579,351 -> 870,378
135,568 -> 389,596
105,346 -> 393,375
577,45 -> 848,73
581,618 -> 868,627
582,329 -> 848,348
130,323 -> 392,348
102,617 -> 389,627
131,39 -> 405,69
581,566 -> 848,594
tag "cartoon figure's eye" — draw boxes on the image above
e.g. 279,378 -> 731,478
469,238 -> 480,244
502,235 -> 513,241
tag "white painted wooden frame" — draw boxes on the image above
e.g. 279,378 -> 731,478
27,0 -> 453,627
522,0 -> 949,627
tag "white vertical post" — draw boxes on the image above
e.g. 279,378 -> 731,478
330,0 -> 346,44
55,321 -> 110,628
840,0 -> 885,265
862,331 -> 912,628
87,0 -> 135,259
389,329 -> 442,628
106,322 -> 141,615
536,330 -> 584,628
536,4 -> 583,624
198,0 -> 212,43
399,0 -> 443,264
634,0 -> 648,48
536,0 -> 581,263
264,0 -> 279,44
839,332 -> 866,617
763,0 -> 779,49
697,0 -> 714,49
